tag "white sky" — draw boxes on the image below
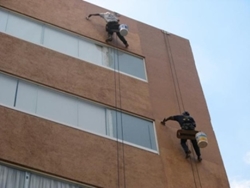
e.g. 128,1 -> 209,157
84,1 -> 250,187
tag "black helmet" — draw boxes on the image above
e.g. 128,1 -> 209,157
182,111 -> 190,116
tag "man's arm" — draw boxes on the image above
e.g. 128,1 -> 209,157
86,13 -> 101,20
161,116 -> 175,126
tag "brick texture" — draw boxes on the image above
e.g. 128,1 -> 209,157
0,1 -> 229,188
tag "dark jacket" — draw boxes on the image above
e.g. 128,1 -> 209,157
167,115 -> 196,130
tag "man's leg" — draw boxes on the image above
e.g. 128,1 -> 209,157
180,139 -> 191,158
106,24 -> 113,42
116,32 -> 129,47
191,139 -> 202,161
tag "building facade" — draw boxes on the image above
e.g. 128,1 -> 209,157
0,0 -> 229,187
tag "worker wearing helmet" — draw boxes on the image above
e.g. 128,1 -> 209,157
86,12 -> 129,48
161,111 -> 202,162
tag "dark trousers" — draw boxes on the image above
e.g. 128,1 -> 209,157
181,139 -> 201,157
106,22 -> 128,45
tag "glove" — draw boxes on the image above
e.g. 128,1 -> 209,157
86,15 -> 91,20
161,119 -> 166,126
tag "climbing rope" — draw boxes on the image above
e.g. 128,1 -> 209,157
190,141 -> 203,188
113,43 -> 121,188
163,31 -> 202,188
113,34 -> 127,188
162,31 -> 182,113
188,141 -> 199,188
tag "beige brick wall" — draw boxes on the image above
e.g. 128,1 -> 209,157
0,0 -> 229,187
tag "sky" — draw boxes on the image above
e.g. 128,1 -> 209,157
84,0 -> 250,187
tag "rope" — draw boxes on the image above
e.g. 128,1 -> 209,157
117,35 -> 127,188
117,44 -> 127,188
190,141 -> 203,188
163,31 -> 203,188
163,31 -> 182,113
196,164 -> 203,188
113,33 -> 127,188
113,37 -> 120,188
188,141 -> 199,188
165,35 -> 185,112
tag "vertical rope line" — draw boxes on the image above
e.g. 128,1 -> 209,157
114,34 -> 127,188
169,32 -> 203,188
112,38 -> 120,188
166,34 -> 185,110
166,32 -> 203,188
163,32 -> 182,113
192,141 -> 203,188
196,164 -> 203,188
163,31 -> 198,188
188,141 -> 199,188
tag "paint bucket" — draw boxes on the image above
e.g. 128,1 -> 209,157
195,132 -> 208,148
119,24 -> 128,36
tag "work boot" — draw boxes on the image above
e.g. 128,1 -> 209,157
198,156 -> 202,162
106,35 -> 112,42
185,150 -> 191,159
106,38 -> 112,42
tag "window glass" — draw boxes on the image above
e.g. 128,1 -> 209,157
43,25 -> 78,57
78,100 -> 106,135
0,8 -> 8,32
6,13 -> 43,44
0,164 -> 25,188
15,80 -> 38,113
121,113 -> 156,150
29,173 -> 81,188
0,73 -> 17,107
79,39 -> 103,65
116,51 -> 146,80
148,123 -> 157,151
0,164 -> 91,188
107,110 -> 156,150
36,87 -> 78,126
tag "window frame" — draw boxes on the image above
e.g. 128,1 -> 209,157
0,72 -> 158,154
0,162 -> 95,188
0,7 -> 148,82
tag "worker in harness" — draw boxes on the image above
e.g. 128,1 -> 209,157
161,111 -> 202,162
86,12 -> 129,48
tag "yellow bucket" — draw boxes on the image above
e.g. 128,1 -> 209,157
195,132 -> 208,148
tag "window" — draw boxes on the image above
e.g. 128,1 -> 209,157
43,25 -> 78,57
0,7 -> 147,81
0,8 -> 8,32
36,86 -> 78,126
106,110 -> 157,150
0,163 -> 91,188
77,100 -> 106,135
78,39 -> 103,66
0,73 -> 17,106
15,80 -> 38,112
6,12 -> 43,44
0,73 -> 157,152
0,164 -> 25,188
116,51 -> 147,80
